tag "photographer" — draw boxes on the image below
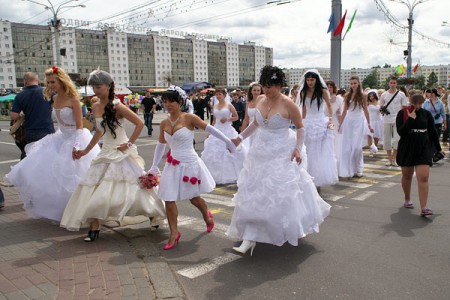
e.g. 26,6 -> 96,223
422,88 -> 446,162
379,77 -> 408,166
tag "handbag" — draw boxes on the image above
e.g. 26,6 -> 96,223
10,115 -> 26,144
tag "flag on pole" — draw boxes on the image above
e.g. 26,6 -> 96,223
327,11 -> 336,33
333,10 -> 347,36
413,63 -> 419,73
342,10 -> 357,40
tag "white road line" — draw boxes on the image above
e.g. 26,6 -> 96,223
320,194 -> 346,202
177,252 -> 242,279
177,215 -> 230,238
201,193 -> 235,207
0,141 -> 16,146
364,163 -> 386,169
337,181 -> 373,189
362,172 -> 396,179
0,159 -> 20,165
352,191 -> 378,201
379,182 -> 398,188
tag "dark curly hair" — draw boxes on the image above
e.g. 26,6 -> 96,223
259,65 -> 286,88
100,82 -> 121,139
162,90 -> 183,105
300,71 -> 324,111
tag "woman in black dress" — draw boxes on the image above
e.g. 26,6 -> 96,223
396,93 -> 445,216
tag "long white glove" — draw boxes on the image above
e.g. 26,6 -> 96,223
205,125 -> 236,153
238,121 -> 259,141
149,142 -> 166,173
296,127 -> 305,152
73,129 -> 83,150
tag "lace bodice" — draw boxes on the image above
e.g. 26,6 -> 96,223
213,106 -> 232,128
54,107 -> 77,136
303,97 -> 326,118
248,108 -> 256,123
95,118 -> 128,149
164,127 -> 198,163
255,109 -> 291,130
368,104 -> 381,121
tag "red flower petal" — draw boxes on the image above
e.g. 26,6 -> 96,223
183,176 -> 189,182
189,177 -> 198,184
198,180 -> 201,184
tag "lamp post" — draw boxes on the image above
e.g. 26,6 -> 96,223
389,0 -> 430,79
22,0 -> 85,66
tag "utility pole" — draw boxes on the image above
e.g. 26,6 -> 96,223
330,0 -> 342,87
22,0 -> 85,66
389,0 -> 430,79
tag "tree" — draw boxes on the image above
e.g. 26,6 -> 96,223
414,75 -> 425,90
383,63 -> 392,68
362,69 -> 379,89
426,72 -> 438,88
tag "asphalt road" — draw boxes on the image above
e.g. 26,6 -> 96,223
1,118 -> 449,299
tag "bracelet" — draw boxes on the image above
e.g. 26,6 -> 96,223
126,142 -> 133,148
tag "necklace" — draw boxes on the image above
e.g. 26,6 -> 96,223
168,116 -> 179,127
264,99 -> 276,124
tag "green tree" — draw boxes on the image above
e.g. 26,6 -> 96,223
414,75 -> 425,89
362,69 -> 379,89
383,63 -> 392,68
426,72 -> 438,87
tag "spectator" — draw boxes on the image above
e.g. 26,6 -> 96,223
422,88 -> 446,161
10,72 -> 55,159
231,92 -> 245,133
141,92 -> 156,136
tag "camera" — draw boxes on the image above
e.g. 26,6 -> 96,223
379,106 -> 390,116
434,114 -> 441,120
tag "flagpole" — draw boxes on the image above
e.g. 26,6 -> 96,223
330,0 -> 342,88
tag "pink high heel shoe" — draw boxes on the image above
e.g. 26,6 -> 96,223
163,232 -> 181,250
206,211 -> 215,233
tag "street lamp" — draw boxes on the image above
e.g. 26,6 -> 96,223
22,0 -> 86,66
389,0 -> 430,79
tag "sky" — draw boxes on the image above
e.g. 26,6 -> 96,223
0,0 -> 449,70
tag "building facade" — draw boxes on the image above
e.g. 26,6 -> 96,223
0,21 -> 273,89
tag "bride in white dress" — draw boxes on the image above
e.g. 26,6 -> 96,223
5,66 -> 99,221
241,82 -> 263,146
297,69 -> 338,188
201,88 -> 247,184
227,66 -> 331,255
60,70 -> 166,242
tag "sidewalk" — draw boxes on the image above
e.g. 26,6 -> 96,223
0,185 -> 185,300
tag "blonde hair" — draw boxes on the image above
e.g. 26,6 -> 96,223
44,66 -> 79,100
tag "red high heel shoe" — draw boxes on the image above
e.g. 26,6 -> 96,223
206,211 -> 215,233
163,232 -> 181,250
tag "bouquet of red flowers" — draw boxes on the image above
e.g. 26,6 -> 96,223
138,173 -> 160,190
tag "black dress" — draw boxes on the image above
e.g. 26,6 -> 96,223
396,108 -> 442,167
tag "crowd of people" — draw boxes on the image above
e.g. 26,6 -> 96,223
2,65 -> 447,256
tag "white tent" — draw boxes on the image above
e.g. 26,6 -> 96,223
77,86 -> 133,97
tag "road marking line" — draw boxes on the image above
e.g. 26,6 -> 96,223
352,191 -> 378,201
0,159 -> 20,165
213,187 -> 236,196
177,215 -> 230,237
379,182 -> 398,188
0,141 -> 16,146
202,193 -> 235,207
177,253 -> 242,279
320,194 -> 345,202
337,181 -> 373,189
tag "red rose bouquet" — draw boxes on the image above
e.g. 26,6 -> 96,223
138,173 -> 160,190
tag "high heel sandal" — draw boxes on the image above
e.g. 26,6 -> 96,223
206,211 -> 215,233
232,240 -> 256,256
84,230 -> 100,242
164,232 -> 181,250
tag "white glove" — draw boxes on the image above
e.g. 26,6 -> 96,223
149,142 -> 166,173
296,127 -> 305,152
73,129 -> 83,150
205,125 -> 236,153
238,120 -> 258,141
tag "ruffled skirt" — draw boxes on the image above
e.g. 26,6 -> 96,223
303,117 -> 338,186
226,128 -> 331,246
201,124 -> 247,184
5,128 -> 99,221
60,148 -> 166,231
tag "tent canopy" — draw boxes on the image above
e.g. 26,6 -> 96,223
0,94 -> 16,102
77,86 -> 133,97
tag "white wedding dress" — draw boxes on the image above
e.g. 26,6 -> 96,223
201,106 -> 247,184
5,107 -> 100,221
226,109 -> 331,246
60,117 -> 166,231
